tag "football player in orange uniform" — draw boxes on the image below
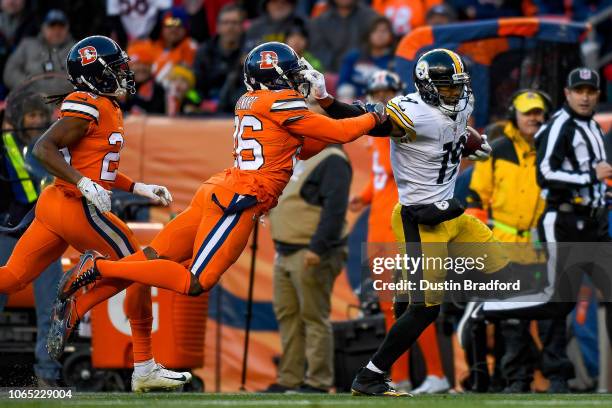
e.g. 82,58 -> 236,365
0,36 -> 191,391
51,42 -> 388,355
348,71 -> 449,394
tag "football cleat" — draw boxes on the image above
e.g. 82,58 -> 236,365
59,250 -> 104,301
46,297 -> 78,361
351,367 -> 412,397
457,301 -> 484,349
411,375 -> 451,394
131,364 -> 192,392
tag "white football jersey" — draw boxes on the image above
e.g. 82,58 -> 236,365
386,92 -> 473,205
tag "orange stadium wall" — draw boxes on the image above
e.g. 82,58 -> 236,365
121,115 -> 373,391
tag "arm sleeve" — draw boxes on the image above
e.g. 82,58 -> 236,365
306,155 -> 352,255
283,109 -> 376,144
114,172 -> 135,192
298,137 -> 329,160
537,120 -> 595,188
322,98 -> 393,136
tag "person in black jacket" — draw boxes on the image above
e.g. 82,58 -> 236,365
193,4 -> 244,101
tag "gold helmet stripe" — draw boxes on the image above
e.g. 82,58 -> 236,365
442,49 -> 463,74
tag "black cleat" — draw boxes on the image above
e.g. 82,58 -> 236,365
46,297 -> 79,361
351,367 -> 412,397
59,250 -> 103,301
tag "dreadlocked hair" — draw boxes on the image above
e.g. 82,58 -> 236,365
46,93 -> 71,105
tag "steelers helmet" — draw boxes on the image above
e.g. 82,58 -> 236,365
413,48 -> 471,115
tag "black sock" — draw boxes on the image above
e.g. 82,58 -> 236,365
371,303 -> 440,372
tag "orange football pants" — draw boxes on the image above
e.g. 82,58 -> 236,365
95,183 -> 260,294
0,185 -> 154,362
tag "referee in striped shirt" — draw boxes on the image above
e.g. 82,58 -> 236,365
463,68 -> 612,375
536,67 -> 611,221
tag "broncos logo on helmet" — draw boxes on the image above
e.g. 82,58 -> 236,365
243,42 -> 310,97
413,48 -> 471,115
66,36 -> 135,97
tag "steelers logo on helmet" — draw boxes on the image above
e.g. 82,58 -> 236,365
413,48 -> 472,116
415,60 -> 429,80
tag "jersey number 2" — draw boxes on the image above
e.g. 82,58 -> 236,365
233,115 -> 264,170
101,132 -> 124,181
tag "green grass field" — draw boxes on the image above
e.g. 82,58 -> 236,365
2,392 -> 612,408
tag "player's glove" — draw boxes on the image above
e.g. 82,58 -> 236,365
77,177 -> 112,213
366,102 -> 388,125
467,134 -> 492,161
301,69 -> 328,99
133,182 -> 173,206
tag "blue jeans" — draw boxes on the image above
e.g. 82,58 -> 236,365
0,234 -> 62,380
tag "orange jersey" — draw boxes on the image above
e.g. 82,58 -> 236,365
55,91 -> 125,196
372,0 -> 441,35
207,89 -> 376,211
360,137 -> 398,243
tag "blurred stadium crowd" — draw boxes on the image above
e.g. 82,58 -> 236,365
0,0 -> 610,116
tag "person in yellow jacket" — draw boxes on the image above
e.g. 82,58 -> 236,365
467,90 -> 547,245
466,90 -> 573,393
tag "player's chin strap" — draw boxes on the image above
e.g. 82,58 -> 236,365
272,58 -> 310,96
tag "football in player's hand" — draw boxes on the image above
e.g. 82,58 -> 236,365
462,126 -> 483,157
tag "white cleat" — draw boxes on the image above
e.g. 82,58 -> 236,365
411,375 -> 450,394
131,363 -> 192,392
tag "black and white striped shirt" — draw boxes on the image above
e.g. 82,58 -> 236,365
536,104 -> 607,207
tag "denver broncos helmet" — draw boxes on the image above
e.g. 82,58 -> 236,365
413,48 -> 471,115
244,42 -> 309,96
366,70 -> 404,95
66,36 -> 135,97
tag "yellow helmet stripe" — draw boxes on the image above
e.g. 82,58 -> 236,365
443,49 -> 463,74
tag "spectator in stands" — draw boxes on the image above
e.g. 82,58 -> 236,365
426,3 -> 457,25
194,4 -> 244,102
268,144 -> 352,393
107,0 -> 171,47
217,54 -> 247,114
121,42 -> 166,115
132,7 -> 198,88
284,24 -> 323,72
0,0 -> 38,48
448,0 -> 522,20
0,0 -> 39,96
0,92 -> 62,387
166,64 -> 201,116
309,0 -> 378,72
336,16 -> 396,99
3,9 -> 73,91
244,0 -> 305,51
371,0 -> 442,36
38,1 -> 108,40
